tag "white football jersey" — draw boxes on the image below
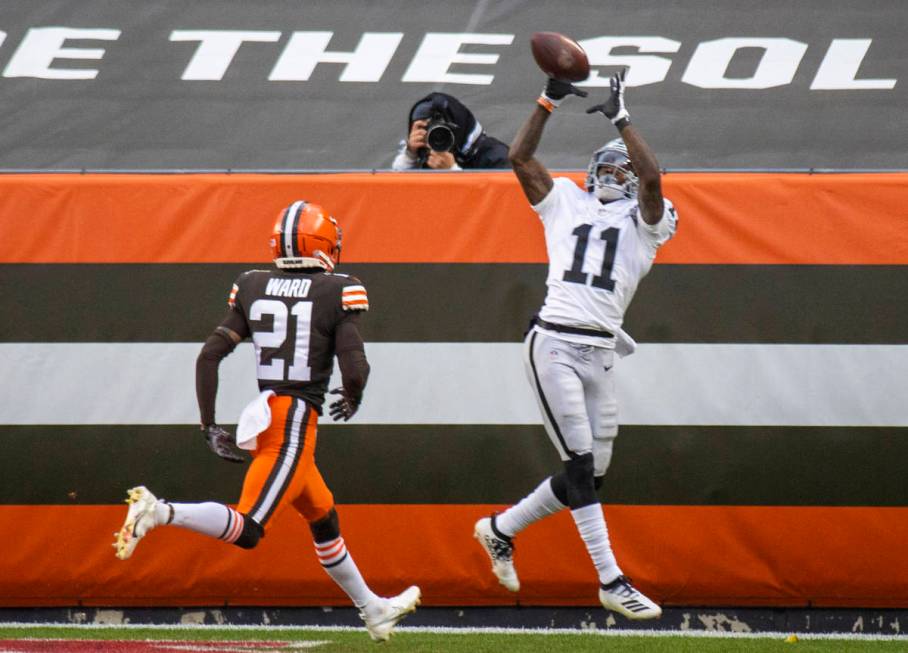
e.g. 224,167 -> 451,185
531,177 -> 677,347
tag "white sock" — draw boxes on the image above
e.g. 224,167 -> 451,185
495,476 -> 566,538
169,502 -> 246,544
571,503 -> 622,584
315,536 -> 380,612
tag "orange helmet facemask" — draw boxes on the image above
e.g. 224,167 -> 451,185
270,200 -> 342,271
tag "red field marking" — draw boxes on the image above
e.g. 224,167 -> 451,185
0,641 -> 326,652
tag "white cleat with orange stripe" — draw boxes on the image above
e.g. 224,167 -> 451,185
360,585 -> 422,642
113,486 -> 163,560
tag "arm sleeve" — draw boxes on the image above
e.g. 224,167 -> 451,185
637,198 -> 678,250
335,317 -> 370,401
196,310 -> 247,426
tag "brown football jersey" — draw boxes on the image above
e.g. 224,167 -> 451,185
223,268 -> 368,410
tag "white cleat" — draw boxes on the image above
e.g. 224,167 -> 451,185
113,486 -> 162,560
599,575 -> 662,620
360,585 -> 421,642
473,516 -> 520,592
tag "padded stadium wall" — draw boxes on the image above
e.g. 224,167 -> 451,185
1,171 -> 907,608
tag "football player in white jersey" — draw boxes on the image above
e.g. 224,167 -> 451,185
474,69 -> 676,620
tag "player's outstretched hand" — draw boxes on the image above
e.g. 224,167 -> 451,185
203,424 -> 245,463
586,68 -> 630,127
543,77 -> 588,101
328,387 -> 361,422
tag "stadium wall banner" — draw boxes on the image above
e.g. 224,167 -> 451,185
0,0 -> 904,170
1,171 -> 907,608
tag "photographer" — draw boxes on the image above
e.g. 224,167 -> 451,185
391,93 -> 510,170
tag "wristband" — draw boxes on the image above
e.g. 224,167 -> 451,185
537,95 -> 558,112
610,107 -> 630,128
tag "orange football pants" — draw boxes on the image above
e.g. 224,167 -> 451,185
236,394 -> 334,528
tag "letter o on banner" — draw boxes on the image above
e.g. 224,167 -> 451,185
682,37 -> 807,89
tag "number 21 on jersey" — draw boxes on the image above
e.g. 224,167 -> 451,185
563,224 -> 620,291
249,299 -> 312,381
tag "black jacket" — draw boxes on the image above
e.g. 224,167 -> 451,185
406,93 -> 510,169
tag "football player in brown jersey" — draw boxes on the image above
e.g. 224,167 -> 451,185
114,201 -> 420,641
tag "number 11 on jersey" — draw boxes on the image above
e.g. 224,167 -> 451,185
562,224 -> 619,291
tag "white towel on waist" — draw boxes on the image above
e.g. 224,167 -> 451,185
236,390 -> 275,451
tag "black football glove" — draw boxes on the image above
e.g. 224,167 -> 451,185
541,77 -> 589,106
328,387 -> 361,422
586,68 -> 631,128
203,424 -> 245,464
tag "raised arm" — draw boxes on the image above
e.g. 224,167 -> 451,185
509,106 -> 553,205
619,124 -> 663,225
510,79 -> 589,205
587,69 -> 664,225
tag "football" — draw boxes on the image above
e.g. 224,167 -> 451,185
530,32 -> 590,82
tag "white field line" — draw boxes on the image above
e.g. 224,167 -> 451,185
0,623 -> 904,641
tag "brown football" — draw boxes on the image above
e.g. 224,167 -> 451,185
530,32 -> 590,82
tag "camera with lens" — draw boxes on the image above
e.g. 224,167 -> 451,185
424,112 -> 458,153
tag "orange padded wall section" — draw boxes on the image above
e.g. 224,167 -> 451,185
1,504 -> 906,608
1,172 -> 907,265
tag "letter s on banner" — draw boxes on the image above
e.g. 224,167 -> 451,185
576,37 -> 681,87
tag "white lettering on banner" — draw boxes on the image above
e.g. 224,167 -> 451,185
0,28 -> 897,90
576,37 -> 681,87
681,37 -> 807,89
270,31 -> 403,82
402,32 -> 514,85
811,39 -> 897,90
3,27 -> 120,80
170,30 -> 281,80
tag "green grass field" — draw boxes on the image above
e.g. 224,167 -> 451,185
0,625 -> 905,652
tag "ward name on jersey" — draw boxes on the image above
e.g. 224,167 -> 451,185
531,177 -> 677,347
224,268 -> 368,410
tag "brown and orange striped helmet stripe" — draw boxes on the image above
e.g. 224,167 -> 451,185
280,200 -> 308,258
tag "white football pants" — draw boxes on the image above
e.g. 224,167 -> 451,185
523,329 -> 618,477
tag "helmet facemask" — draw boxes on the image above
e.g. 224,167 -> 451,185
586,141 -> 638,203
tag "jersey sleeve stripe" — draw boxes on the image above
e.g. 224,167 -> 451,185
342,284 -> 368,310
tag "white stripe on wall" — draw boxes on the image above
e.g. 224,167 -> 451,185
1,343 -> 906,427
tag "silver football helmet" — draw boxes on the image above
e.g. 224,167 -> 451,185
585,139 -> 638,202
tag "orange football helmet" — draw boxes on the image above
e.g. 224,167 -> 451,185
271,200 -> 342,271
